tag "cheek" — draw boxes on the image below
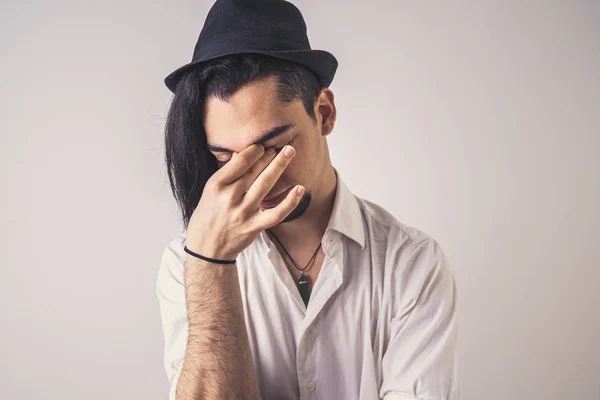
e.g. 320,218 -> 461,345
279,135 -> 318,179
281,150 -> 311,182
294,137 -> 321,166
286,142 -> 306,169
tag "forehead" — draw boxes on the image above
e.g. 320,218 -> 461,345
203,76 -> 302,151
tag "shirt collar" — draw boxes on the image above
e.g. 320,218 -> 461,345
326,167 -> 366,250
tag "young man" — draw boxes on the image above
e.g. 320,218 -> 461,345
156,1 -> 459,399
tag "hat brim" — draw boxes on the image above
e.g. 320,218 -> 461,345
163,49 -> 338,93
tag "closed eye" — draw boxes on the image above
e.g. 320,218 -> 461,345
215,140 -> 292,167
275,138 -> 294,152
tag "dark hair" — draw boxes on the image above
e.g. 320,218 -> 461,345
164,53 -> 322,229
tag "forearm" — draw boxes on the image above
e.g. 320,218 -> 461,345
176,256 -> 260,400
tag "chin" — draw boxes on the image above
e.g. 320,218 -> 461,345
279,191 -> 311,223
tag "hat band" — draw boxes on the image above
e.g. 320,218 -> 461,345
193,30 -> 310,61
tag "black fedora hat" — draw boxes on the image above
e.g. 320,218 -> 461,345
164,0 -> 338,93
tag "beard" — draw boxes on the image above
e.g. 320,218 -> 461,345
279,190 -> 311,223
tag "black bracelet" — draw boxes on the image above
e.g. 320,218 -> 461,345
184,246 -> 237,264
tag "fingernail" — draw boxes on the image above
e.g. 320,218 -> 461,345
266,147 -> 276,154
297,186 -> 305,196
284,145 -> 295,157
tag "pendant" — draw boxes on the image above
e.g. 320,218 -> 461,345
298,274 -> 310,306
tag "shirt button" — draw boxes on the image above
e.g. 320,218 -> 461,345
306,382 -> 316,392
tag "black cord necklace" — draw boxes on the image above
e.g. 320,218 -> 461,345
266,228 -> 321,306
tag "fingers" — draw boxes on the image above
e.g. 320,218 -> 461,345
243,145 -> 296,207
253,184 -> 305,229
237,146 -> 278,190
212,144 -> 265,187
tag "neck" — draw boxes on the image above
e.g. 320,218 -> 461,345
267,166 -> 338,248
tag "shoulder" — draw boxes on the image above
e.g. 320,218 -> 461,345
354,196 -> 453,303
355,195 -> 441,256
157,231 -> 188,287
163,231 -> 187,263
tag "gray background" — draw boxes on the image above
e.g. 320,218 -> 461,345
1,0 -> 599,399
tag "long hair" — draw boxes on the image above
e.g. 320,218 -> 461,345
164,53 -> 322,229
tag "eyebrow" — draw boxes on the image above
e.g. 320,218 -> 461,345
207,123 -> 296,153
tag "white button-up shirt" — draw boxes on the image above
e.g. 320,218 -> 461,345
156,169 -> 460,399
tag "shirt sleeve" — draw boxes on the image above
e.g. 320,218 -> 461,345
156,233 -> 188,400
379,237 -> 460,400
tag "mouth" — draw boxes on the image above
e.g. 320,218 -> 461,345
260,187 -> 294,209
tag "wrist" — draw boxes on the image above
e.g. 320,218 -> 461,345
184,245 -> 238,264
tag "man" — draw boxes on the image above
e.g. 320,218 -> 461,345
156,0 -> 459,399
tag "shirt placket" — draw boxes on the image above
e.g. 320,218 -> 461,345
295,232 -> 343,399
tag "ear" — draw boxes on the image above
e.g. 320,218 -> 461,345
314,88 -> 336,137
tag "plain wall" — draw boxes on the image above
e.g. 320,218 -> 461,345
1,0 -> 599,399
